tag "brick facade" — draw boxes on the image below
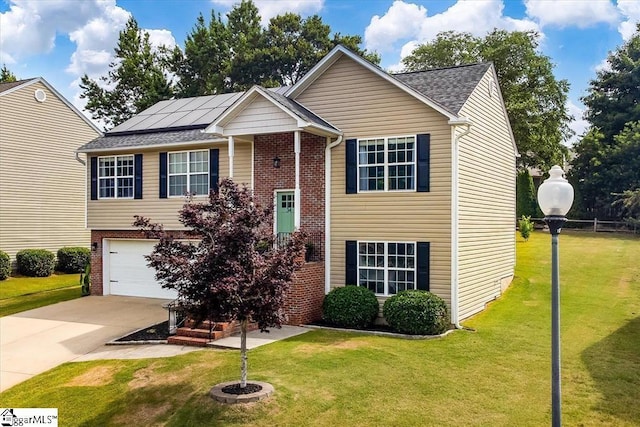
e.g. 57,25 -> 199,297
90,131 -> 327,325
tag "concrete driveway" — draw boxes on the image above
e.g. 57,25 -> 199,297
0,296 -> 171,392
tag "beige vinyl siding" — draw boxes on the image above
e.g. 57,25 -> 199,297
87,140 -> 253,230
296,55 -> 453,304
456,69 -> 516,320
0,81 -> 99,259
224,97 -> 298,135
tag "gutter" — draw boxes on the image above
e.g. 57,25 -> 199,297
324,134 -> 344,294
448,118 -> 471,329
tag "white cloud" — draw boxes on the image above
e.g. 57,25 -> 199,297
364,0 -> 539,61
617,0 -> 640,40
524,0 -> 619,29
365,1 -> 428,53
212,0 -> 324,25
566,100 -> 589,146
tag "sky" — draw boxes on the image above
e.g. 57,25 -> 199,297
1,0 -> 639,143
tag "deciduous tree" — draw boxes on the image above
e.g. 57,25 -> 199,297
134,178 -> 305,388
402,30 -> 571,170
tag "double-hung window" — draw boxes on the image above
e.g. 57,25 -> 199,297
358,136 -> 415,191
98,155 -> 134,198
168,150 -> 209,196
358,241 -> 416,296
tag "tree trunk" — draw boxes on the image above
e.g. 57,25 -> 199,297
240,319 -> 248,388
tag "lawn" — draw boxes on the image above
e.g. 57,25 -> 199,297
0,273 -> 81,317
1,232 -> 638,426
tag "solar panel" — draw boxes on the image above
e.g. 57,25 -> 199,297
107,88 -> 282,134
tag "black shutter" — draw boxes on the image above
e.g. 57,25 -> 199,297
416,241 -> 430,291
345,240 -> 358,286
159,152 -> 167,199
209,148 -> 219,193
134,154 -> 143,199
345,138 -> 357,194
90,157 -> 98,200
417,133 -> 430,192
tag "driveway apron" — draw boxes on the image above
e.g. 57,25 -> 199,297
0,296 -> 169,392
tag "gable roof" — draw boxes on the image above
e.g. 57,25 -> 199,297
0,77 -> 102,135
205,85 -> 340,137
286,45 -> 479,119
393,63 -> 492,114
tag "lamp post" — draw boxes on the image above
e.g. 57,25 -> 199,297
537,165 -> 574,427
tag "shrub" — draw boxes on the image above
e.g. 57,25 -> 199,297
57,247 -> 91,273
322,286 -> 379,328
383,290 -> 449,335
16,249 -> 55,277
0,250 -> 10,280
518,215 -> 534,241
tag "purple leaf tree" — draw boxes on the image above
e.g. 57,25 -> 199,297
134,178 -> 305,388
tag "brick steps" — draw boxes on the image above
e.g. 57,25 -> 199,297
168,320 -> 234,347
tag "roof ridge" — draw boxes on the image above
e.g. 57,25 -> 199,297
392,62 -> 491,76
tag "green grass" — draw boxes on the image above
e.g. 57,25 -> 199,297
0,273 -> 81,316
1,232 -> 639,426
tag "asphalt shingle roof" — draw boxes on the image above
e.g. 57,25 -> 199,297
261,88 -> 338,131
77,128 -> 217,152
78,62 -> 490,152
0,78 -> 36,94
393,63 -> 492,114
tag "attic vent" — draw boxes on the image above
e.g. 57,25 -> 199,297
34,89 -> 47,103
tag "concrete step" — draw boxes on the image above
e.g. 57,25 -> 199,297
167,335 -> 210,347
175,327 -> 224,340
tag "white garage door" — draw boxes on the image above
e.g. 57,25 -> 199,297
107,240 -> 178,299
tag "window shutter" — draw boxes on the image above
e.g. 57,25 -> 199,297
159,152 -> 168,199
345,240 -> 358,286
416,241 -> 430,291
417,133 -> 430,192
134,154 -> 143,199
90,157 -> 98,200
345,138 -> 357,194
209,148 -> 219,193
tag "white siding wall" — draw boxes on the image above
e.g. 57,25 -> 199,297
224,96 -> 298,135
456,69 -> 517,319
0,81 -> 99,259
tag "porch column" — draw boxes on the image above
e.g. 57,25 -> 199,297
294,130 -> 301,229
228,135 -> 234,178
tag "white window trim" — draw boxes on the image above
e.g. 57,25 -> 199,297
357,135 -> 417,193
357,240 -> 417,296
98,154 -> 134,199
168,149 -> 209,198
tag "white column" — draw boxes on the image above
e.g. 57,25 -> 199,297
228,135 -> 235,178
294,131 -> 301,229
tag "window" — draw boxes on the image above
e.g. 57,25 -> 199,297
358,136 -> 415,191
168,150 -> 209,196
358,241 -> 416,296
98,155 -> 134,198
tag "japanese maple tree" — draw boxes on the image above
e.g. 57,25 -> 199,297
134,178 -> 305,388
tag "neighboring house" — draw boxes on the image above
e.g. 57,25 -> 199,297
77,46 -> 517,326
0,78 -> 102,261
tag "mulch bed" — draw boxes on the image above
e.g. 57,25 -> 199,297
221,383 -> 263,395
114,321 -> 170,342
307,320 -> 396,333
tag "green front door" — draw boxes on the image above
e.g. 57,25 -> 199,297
276,191 -> 295,236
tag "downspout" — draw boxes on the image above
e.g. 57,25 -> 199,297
75,151 -> 88,229
449,119 -> 471,329
324,134 -> 344,294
